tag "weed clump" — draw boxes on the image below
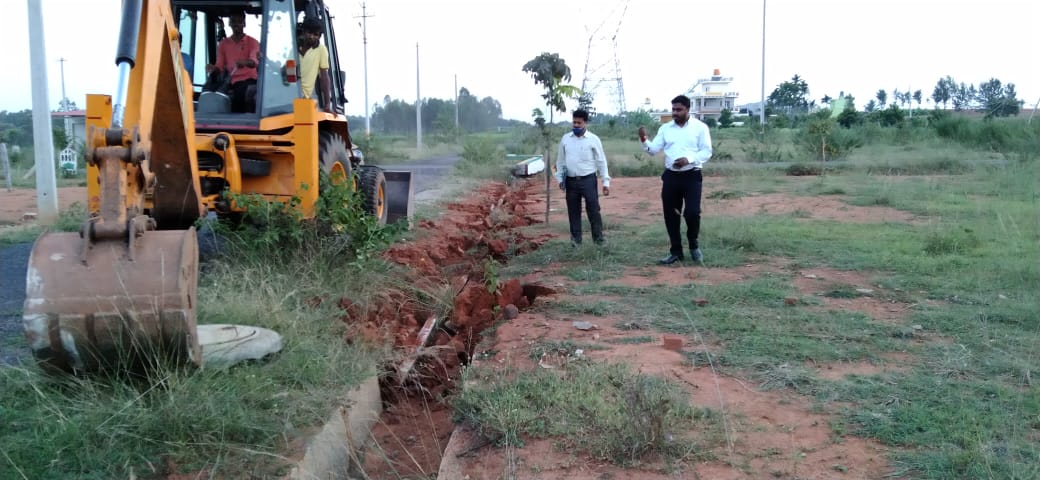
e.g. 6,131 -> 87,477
211,171 -> 402,264
452,362 -> 719,466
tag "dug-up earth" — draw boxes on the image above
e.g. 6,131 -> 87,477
0,186 -> 87,225
345,175 -> 926,480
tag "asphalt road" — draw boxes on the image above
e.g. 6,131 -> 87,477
0,243 -> 31,365
0,154 -> 462,366
378,154 -> 461,202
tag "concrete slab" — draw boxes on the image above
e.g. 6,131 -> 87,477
288,376 -> 382,480
198,324 -> 282,369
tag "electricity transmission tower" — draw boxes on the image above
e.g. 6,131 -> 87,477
579,0 -> 629,117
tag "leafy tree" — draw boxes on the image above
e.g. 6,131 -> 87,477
767,74 -> 810,117
53,127 -> 69,152
876,89 -> 887,108
821,94 -> 832,105
913,90 -> 923,109
952,82 -> 977,111
932,76 -> 954,109
522,52 -> 581,222
977,78 -> 1022,118
625,110 -> 657,135
837,107 -> 862,128
718,109 -> 734,128
577,92 -> 595,117
864,99 -> 878,113
877,104 -> 905,127
0,110 -> 34,147
835,95 -> 860,128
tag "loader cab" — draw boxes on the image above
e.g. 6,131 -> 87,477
173,0 -> 348,131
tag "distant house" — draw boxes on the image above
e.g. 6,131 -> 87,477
646,69 -> 741,123
51,109 -> 86,147
685,69 -> 740,121
50,109 -> 86,175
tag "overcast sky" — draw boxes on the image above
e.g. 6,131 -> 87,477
2,0 -> 1037,122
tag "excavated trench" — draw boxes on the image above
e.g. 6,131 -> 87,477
336,180 -> 556,477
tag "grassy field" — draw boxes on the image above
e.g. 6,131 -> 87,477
1,115 -> 1038,478
451,117 -> 1040,478
0,185 -> 413,478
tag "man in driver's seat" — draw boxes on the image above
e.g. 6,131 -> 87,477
206,12 -> 260,112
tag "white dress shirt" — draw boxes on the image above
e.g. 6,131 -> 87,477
642,118 -> 712,171
555,130 -> 611,187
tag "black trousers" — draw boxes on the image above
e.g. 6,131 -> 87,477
230,79 -> 257,113
564,174 -> 603,243
661,169 -> 702,256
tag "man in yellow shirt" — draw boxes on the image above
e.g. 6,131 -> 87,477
298,17 -> 333,113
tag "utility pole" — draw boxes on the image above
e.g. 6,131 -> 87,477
416,42 -> 422,151
27,0 -> 58,224
355,3 -> 373,138
1,144 -> 12,192
59,57 -> 71,147
454,74 -> 459,132
59,57 -> 68,111
759,0 -> 767,127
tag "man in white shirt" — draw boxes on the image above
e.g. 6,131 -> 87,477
638,95 -> 712,265
555,109 -> 611,246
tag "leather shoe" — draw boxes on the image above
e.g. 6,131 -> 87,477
657,254 -> 683,265
691,248 -> 704,263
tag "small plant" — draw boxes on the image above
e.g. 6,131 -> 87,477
823,286 -> 864,298
452,362 -> 718,466
786,163 -> 823,176
707,190 -> 744,200
212,171 -> 398,263
528,340 -> 603,359
923,227 -> 981,256
483,258 -> 501,293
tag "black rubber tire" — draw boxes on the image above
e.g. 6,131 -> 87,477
318,132 -> 354,190
357,165 -> 388,225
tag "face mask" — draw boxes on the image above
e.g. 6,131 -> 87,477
572,127 -> 585,136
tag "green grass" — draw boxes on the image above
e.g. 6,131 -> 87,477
0,201 -> 87,246
0,254 -> 389,478
0,189 -> 412,478
528,340 -> 607,359
453,361 -> 722,467
5,116 -> 1037,478
490,136 -> 1039,478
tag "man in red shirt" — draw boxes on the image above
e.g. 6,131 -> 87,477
206,12 -> 260,112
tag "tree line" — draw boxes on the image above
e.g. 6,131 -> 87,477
356,88 -> 509,136
767,74 -> 1025,120
0,109 -> 75,163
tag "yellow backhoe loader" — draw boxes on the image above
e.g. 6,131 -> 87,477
23,0 -> 413,373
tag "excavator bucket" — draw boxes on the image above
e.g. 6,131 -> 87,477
383,170 -> 414,227
23,229 -> 200,373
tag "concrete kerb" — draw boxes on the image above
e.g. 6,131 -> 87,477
286,375 -> 382,480
436,424 -> 471,479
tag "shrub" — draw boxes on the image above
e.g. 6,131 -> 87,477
786,163 -> 823,176
796,117 -> 863,161
214,173 -> 398,263
923,227 -> 981,256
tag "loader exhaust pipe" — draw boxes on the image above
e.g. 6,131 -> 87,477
112,0 -> 143,128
